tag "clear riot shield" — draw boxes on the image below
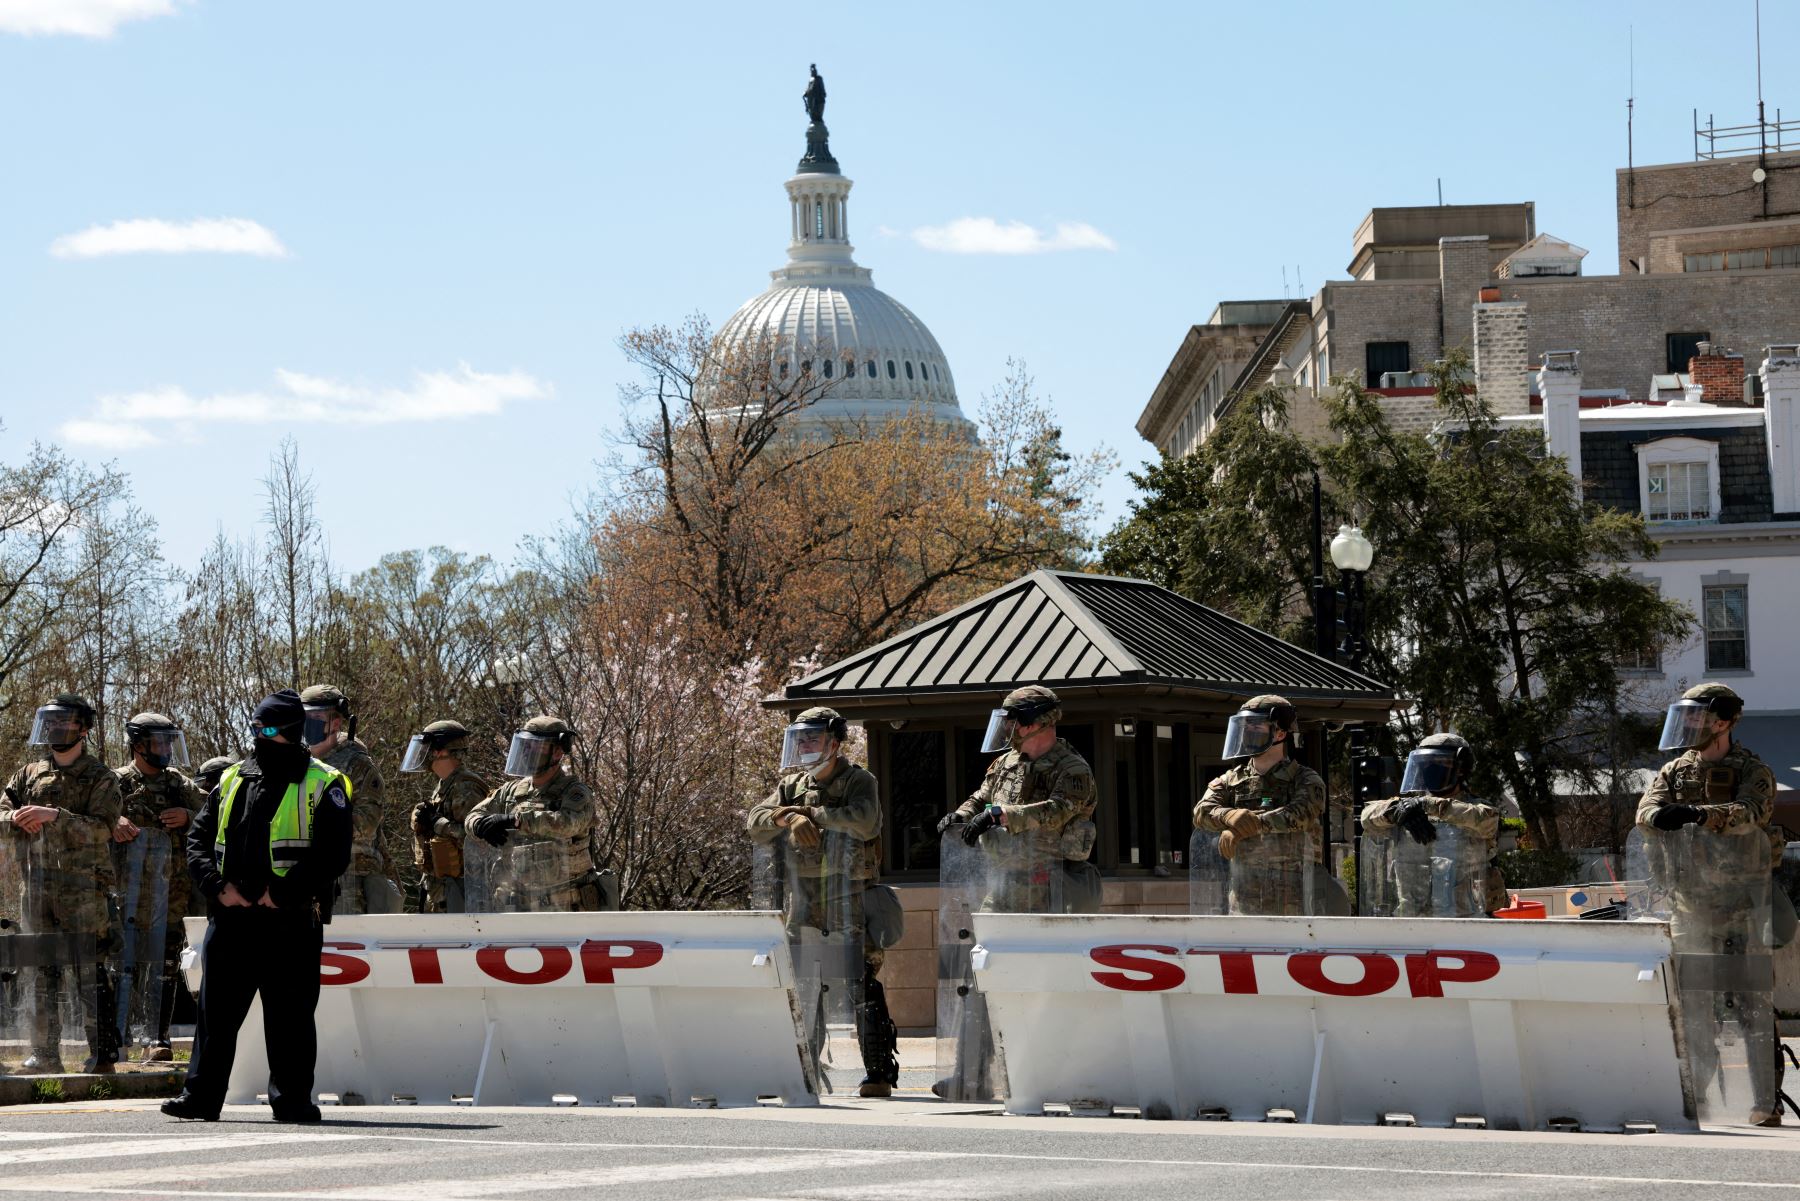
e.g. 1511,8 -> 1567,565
777,830 -> 861,1094
1189,828 -> 1229,915
112,830 -> 172,1055
1229,827 -> 1317,916
1,831 -> 115,1075
1627,824 -> 1780,1124
936,826 -> 999,1101
460,836 -> 505,913
1360,823 -> 1489,918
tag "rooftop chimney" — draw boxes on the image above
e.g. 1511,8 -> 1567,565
1765,344 -> 1800,517
1688,344 -> 1747,406
1474,299 -> 1529,415
1538,350 -> 1583,489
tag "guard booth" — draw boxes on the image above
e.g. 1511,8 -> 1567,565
764,569 -> 1392,1031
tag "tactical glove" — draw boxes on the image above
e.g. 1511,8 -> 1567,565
1218,830 -> 1238,860
412,803 -> 440,838
1221,808 -> 1262,838
1395,800 -> 1438,846
1650,803 -> 1704,832
961,807 -> 1001,846
936,812 -> 965,837
473,813 -> 516,847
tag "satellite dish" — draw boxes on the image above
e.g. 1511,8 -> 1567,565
1753,167 -> 1769,183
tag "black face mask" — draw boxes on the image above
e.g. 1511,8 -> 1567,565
50,739 -> 82,754
252,737 -> 311,777
142,750 -> 173,770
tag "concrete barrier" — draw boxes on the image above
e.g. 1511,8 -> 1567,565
181,912 -> 817,1108
970,913 -> 1694,1132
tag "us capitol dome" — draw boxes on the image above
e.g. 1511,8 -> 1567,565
713,66 -> 975,438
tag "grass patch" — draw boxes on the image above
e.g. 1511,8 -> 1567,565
30,1079 -> 64,1103
86,1078 -> 117,1101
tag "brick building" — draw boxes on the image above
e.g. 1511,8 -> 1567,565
1139,149 -> 1800,456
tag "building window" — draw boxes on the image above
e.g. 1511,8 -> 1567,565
815,202 -> 824,239
1619,578 -> 1663,673
1773,245 -> 1800,268
822,359 -> 833,378
1365,341 -> 1410,387
1684,252 -> 1725,273
886,359 -> 896,379
866,360 -> 876,378
904,361 -> 914,380
1635,436 -> 1720,523
1703,583 -> 1748,671
1666,332 -> 1711,373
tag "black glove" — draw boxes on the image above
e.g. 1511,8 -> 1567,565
1651,803 -> 1704,832
473,814 -> 516,847
1395,800 -> 1437,846
411,803 -> 440,839
936,812 -> 965,837
961,807 -> 1001,846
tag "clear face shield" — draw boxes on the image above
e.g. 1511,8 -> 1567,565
27,706 -> 88,750
503,731 -> 559,778
979,709 -> 1018,754
779,722 -> 835,772
134,729 -> 190,770
399,734 -> 433,773
1658,700 -> 1719,752
1220,711 -> 1276,760
302,706 -> 338,748
1399,748 -> 1457,796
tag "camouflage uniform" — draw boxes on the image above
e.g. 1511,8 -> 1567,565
112,762 -> 203,1044
464,771 -> 597,911
1195,757 -> 1325,917
953,738 -> 1097,912
1,750 -> 122,1068
1636,683 -> 1782,1124
1363,791 -> 1507,915
413,766 -> 488,913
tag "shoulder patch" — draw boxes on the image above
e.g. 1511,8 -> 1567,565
328,784 -> 348,809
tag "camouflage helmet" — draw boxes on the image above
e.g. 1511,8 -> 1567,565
522,714 -> 577,748
195,755 -> 237,791
125,711 -> 179,736
48,693 -> 96,726
793,706 -> 849,740
1001,685 -> 1062,726
299,684 -> 351,715
420,719 -> 471,752
1416,732 -> 1475,780
1682,682 -> 1745,720
1240,694 -> 1298,731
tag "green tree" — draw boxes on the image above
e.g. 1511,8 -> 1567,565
1102,353 -> 1693,848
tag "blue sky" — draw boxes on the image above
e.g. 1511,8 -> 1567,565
0,0 -> 1788,572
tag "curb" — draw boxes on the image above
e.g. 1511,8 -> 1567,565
0,1070 -> 185,1106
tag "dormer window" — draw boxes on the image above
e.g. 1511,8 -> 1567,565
1635,436 -> 1720,523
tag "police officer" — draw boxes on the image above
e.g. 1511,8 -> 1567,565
112,713 -> 203,1060
1361,733 -> 1506,916
464,716 -> 601,911
748,706 -> 898,1098
0,694 -> 122,1073
1637,681 -> 1782,1126
939,685 -> 1097,913
1193,694 -> 1325,916
403,720 -> 488,913
300,684 -> 393,914
163,690 -> 352,1123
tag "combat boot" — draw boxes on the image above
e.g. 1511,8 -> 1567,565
858,1077 -> 893,1098
144,1043 -> 173,1062
82,1056 -> 116,1075
270,1102 -> 323,1124
23,1050 -> 64,1075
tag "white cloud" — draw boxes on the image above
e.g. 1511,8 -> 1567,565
58,365 -> 552,450
910,217 -> 1117,255
0,0 -> 184,38
50,217 -> 290,260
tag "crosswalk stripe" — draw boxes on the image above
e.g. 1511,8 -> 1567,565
0,1151 -> 420,1193
0,1134 -> 360,1166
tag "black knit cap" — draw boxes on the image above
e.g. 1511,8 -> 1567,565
252,689 -> 306,734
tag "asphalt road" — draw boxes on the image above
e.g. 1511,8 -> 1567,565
1,1099 -> 1798,1201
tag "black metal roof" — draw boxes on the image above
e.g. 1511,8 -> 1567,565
1581,425 -> 1775,522
775,570 -> 1391,712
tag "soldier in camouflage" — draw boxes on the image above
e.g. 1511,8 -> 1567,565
1361,733 -> 1507,916
111,713 -> 204,1059
1637,682 -> 1783,1125
748,706 -> 899,1098
939,686 -> 1098,913
0,694 -> 122,1074
464,716 -> 602,911
1193,695 -> 1325,916
301,685 -> 395,914
403,720 -> 489,914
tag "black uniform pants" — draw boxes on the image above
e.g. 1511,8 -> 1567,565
180,907 -> 323,1113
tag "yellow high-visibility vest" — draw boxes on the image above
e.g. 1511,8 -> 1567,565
214,760 -> 349,876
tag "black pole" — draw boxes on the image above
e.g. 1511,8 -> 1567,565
1311,471 -> 1334,659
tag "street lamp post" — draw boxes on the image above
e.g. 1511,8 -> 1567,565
1328,522 -> 1376,912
